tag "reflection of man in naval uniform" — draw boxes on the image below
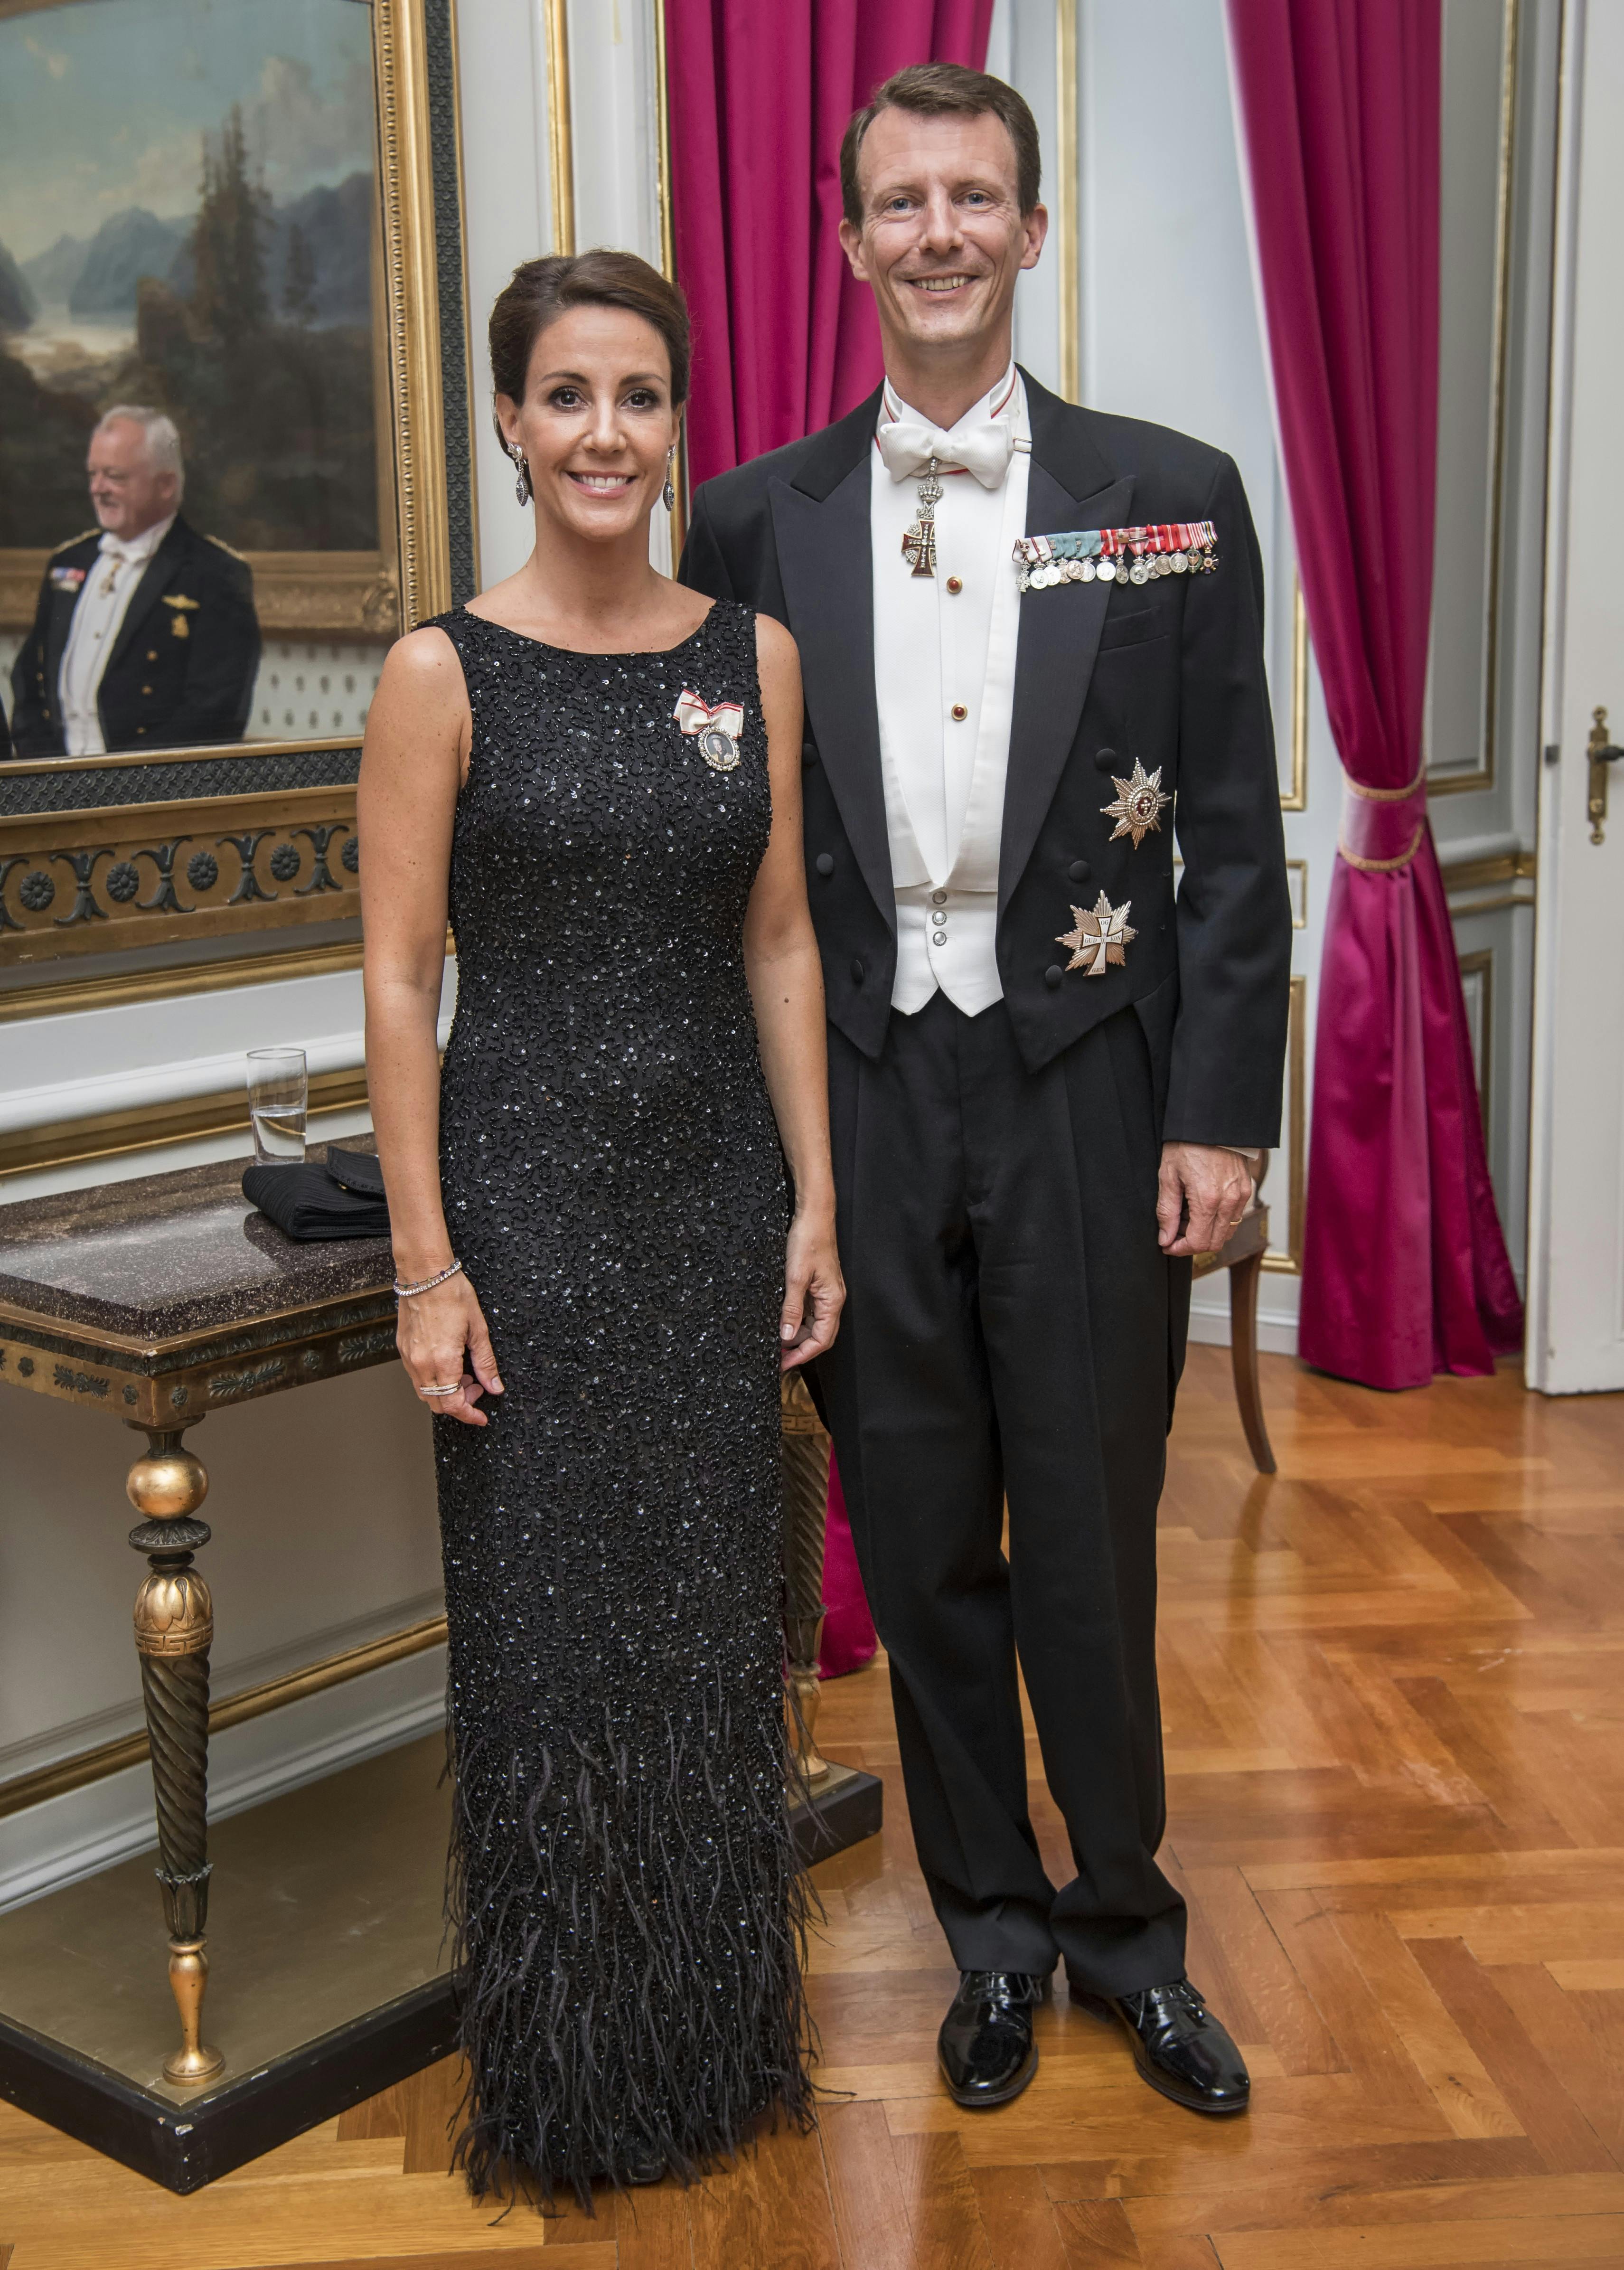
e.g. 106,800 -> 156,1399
8,404 -> 259,758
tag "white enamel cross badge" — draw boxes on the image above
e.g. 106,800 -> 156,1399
1057,892 -> 1137,976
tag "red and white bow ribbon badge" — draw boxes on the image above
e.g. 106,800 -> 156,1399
673,688 -> 745,771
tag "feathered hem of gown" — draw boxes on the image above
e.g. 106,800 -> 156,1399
443,1691 -> 816,2213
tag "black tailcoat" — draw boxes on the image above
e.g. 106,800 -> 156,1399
9,516 -> 260,758
681,369 -> 1290,1144
681,371 -> 1291,1993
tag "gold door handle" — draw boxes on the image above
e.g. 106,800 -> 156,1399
1589,706 -> 1624,843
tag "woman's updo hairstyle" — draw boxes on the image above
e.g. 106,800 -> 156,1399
489,250 -> 691,408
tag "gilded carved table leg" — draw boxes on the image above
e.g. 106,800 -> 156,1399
779,1374 -> 831,1784
125,1423 -> 225,2087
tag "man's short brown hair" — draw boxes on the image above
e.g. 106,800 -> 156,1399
840,63 -> 1042,228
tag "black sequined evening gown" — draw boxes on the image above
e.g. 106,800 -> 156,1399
428,601 -> 807,2203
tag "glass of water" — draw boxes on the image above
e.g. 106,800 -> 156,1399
247,1047 -> 308,1165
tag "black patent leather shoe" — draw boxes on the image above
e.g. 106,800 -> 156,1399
937,1970 -> 1050,2108
1067,1972 -> 1249,2114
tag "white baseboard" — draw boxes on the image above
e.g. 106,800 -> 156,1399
0,1645 -> 447,1914
1188,1296 -> 1300,1358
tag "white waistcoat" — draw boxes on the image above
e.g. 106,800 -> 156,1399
869,371 -> 1029,1016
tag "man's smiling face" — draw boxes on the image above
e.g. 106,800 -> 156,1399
839,104 -> 1047,365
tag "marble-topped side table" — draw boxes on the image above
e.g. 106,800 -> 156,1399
0,1150 -> 398,2090
0,1144 -> 882,2190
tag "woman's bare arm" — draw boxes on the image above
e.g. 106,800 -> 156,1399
743,613 -> 844,1367
358,628 -> 502,1424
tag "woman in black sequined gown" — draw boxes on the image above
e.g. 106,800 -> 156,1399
358,254 -> 842,2206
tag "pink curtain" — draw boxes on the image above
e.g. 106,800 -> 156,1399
1227,0 -> 1522,1389
666,0 -> 995,490
820,1456 -> 878,1677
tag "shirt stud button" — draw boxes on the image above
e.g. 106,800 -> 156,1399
931,890 -> 947,904
950,703 -> 967,721
1045,964 -> 1063,989
815,852 -> 835,876
1069,859 -> 1090,883
946,576 -> 963,594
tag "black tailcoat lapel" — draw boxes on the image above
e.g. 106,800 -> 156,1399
999,375 -> 1134,911
769,386 -> 894,931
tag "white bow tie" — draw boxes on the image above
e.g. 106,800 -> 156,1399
876,409 -> 1015,490
97,535 -> 147,567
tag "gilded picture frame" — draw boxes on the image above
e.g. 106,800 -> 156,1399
0,0 -> 474,972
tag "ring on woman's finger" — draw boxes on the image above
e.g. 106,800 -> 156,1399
417,1380 -> 462,1398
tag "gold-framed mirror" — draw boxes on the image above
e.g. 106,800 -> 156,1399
0,0 -> 473,970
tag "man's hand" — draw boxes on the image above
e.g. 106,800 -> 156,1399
1157,1142 -> 1254,1258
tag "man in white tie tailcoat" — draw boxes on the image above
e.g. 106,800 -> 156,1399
682,64 -> 1290,2117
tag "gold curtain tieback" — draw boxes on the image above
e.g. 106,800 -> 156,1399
1337,822 -> 1426,872
1338,761 -> 1427,870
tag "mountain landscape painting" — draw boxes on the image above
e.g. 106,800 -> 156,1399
0,0 -> 380,555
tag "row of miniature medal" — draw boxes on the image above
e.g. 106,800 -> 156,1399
1014,520 -> 1219,593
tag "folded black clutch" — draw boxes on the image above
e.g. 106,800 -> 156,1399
243,1146 -> 391,1241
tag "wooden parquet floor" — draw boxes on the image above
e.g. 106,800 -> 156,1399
6,1347 -> 1624,2269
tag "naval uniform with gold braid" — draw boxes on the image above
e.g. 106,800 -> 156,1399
8,514 -> 259,756
681,369 -> 1291,2003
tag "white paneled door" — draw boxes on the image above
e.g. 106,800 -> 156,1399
1526,0 -> 1624,1391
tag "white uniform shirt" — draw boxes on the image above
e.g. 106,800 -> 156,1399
870,367 -> 1029,1016
58,515 -> 175,755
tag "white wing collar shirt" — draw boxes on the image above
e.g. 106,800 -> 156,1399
58,514 -> 175,756
871,364 -> 1029,1016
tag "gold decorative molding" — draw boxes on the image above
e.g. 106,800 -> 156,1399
0,553 -> 399,641
1055,0 -> 1080,405
0,1615 -> 447,1821
1428,0 -> 1519,798
1444,891 -> 1531,919
0,928 -> 452,1023
0,0 -> 450,656
1286,857 -> 1308,929
545,0 -> 576,256
0,785 -> 361,965
1283,579 -> 1309,810
0,936 -> 362,1023
375,0 -> 452,629
0,1063 -> 369,1181
1458,944 -> 1495,1115
446,0 -> 481,598
1262,972 -> 1307,1275
1440,847 -> 1536,895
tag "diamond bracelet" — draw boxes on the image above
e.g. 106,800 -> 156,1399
393,1258 -> 464,1300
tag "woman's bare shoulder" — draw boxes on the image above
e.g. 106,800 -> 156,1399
753,609 -> 801,689
377,622 -> 462,694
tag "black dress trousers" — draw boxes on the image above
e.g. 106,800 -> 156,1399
817,989 -> 1192,1996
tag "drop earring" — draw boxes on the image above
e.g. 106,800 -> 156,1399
507,441 -> 532,506
662,449 -> 676,516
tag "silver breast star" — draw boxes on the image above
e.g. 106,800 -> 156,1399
1100,759 -> 1173,848
1057,891 -> 1137,976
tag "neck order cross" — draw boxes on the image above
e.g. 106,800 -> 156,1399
901,457 -> 944,578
